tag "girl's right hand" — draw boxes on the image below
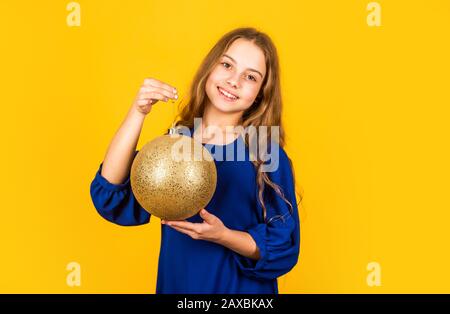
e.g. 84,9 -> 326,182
132,77 -> 178,115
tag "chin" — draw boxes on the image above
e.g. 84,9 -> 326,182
210,99 -> 241,113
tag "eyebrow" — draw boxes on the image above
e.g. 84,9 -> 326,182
222,54 -> 264,78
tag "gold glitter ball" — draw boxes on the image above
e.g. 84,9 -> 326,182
130,133 -> 217,220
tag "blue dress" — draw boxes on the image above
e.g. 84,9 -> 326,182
90,129 -> 300,294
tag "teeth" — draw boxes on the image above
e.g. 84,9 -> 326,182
219,87 -> 237,100
221,89 -> 236,99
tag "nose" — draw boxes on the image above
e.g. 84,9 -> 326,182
226,72 -> 240,89
226,77 -> 239,89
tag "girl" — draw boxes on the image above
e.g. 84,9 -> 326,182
90,27 -> 301,294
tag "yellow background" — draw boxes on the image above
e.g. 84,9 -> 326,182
1,0 -> 449,293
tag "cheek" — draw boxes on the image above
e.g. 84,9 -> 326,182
206,72 -> 223,92
241,85 -> 261,101
208,66 -> 227,81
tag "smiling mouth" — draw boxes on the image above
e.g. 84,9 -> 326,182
217,87 -> 239,101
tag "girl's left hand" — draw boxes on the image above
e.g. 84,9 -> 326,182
161,209 -> 228,243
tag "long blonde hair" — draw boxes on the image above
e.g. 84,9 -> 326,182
174,27 -> 303,223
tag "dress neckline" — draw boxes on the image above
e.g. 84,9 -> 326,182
188,127 -> 242,147
201,133 -> 241,147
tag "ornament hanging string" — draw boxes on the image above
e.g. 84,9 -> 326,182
168,91 -> 185,135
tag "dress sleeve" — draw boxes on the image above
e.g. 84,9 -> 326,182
232,145 -> 301,280
89,151 -> 151,226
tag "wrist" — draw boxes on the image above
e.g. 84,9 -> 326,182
218,227 -> 232,246
128,106 -> 148,122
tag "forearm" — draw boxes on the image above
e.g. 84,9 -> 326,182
101,107 -> 146,184
218,228 -> 261,260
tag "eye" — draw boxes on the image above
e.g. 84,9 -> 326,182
221,62 -> 231,69
247,74 -> 257,82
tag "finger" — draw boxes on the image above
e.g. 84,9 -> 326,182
170,224 -> 192,233
143,77 -> 176,93
140,86 -> 177,100
170,225 -> 198,239
167,220 -> 199,232
136,99 -> 152,106
199,209 -> 215,224
143,78 -> 177,95
139,91 -> 170,103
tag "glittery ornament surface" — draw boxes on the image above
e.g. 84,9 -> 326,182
130,134 -> 217,220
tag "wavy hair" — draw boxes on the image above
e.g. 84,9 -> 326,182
173,27 -> 303,222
